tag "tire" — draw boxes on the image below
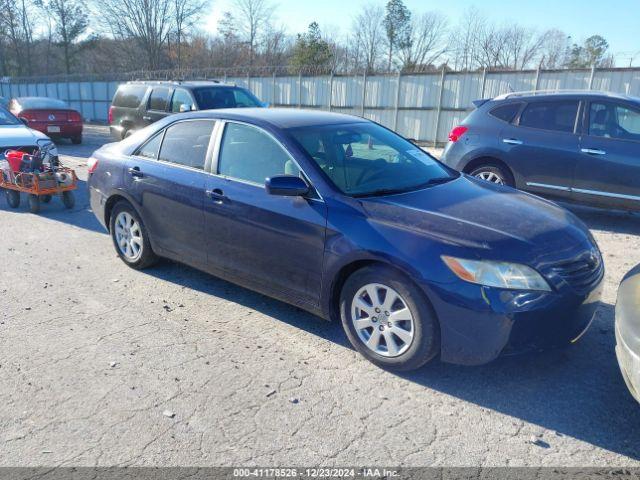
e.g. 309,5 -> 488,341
109,201 -> 158,270
41,195 -> 52,203
28,194 -> 40,213
62,190 -> 75,209
71,135 -> 82,145
340,265 -> 440,371
469,163 -> 515,187
5,190 -> 20,208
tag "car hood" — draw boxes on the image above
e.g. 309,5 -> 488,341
0,124 -> 48,147
360,175 -> 595,266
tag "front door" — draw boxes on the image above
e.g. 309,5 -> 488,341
204,121 -> 327,306
502,99 -> 581,198
124,119 -> 216,265
573,100 -> 640,210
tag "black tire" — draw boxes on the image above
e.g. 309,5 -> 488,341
5,190 -> 20,208
62,190 -> 75,209
340,265 -> 440,371
71,135 -> 82,145
109,201 -> 158,270
28,194 -> 40,213
41,194 -> 52,203
469,163 -> 515,187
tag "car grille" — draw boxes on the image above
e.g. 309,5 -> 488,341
547,249 -> 604,293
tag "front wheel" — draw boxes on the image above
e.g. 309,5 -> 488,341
28,194 -> 40,213
62,190 -> 75,209
340,265 -> 440,371
109,201 -> 158,269
5,190 -> 20,208
469,164 -> 514,187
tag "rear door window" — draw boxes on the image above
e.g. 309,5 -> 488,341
519,101 -> 579,133
112,85 -> 148,108
148,87 -> 171,112
489,103 -> 522,123
589,102 -> 640,142
158,120 -> 215,170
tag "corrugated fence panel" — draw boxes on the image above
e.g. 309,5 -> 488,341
301,76 -> 330,107
365,75 -> 396,108
538,70 -> 590,91
442,72 -> 484,109
400,74 -> 440,108
484,71 -> 536,98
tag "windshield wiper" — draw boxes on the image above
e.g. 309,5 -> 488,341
352,176 -> 455,198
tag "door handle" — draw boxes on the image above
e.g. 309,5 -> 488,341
581,148 -> 606,156
128,166 -> 143,178
142,116 -> 152,121
503,138 -> 523,145
206,188 -> 226,203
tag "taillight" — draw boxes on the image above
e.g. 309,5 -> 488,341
69,111 -> 82,122
20,111 -> 37,123
108,106 -> 114,124
87,157 -> 99,174
448,126 -> 468,143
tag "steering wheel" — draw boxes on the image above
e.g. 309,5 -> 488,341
355,158 -> 387,185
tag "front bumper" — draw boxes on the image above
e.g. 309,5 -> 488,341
616,324 -> 640,403
427,276 -> 603,366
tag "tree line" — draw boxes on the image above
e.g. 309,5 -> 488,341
0,0 -> 619,79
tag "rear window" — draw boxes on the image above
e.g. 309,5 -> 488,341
489,103 -> 522,123
148,87 -> 170,111
519,101 -> 579,133
15,97 -> 68,110
112,85 -> 148,108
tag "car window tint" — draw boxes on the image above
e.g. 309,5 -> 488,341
113,85 -> 148,108
135,132 -> 163,160
148,87 -> 170,111
158,120 -> 215,169
233,89 -> 259,107
489,103 -> 521,123
218,123 -> 300,184
589,102 -> 640,141
171,89 -> 194,113
519,101 -> 578,133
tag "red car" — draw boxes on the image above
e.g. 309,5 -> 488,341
9,97 -> 83,144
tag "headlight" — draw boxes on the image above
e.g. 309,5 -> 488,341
442,256 -> 551,291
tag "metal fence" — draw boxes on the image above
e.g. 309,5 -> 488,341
2,67 -> 640,144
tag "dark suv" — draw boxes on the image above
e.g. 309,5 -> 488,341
108,80 -> 264,140
441,91 -> 640,211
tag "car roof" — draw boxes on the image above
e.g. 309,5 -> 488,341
124,80 -> 238,89
493,90 -> 640,104
176,108 -> 368,129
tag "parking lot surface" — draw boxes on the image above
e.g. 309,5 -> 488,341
1,125 -> 639,467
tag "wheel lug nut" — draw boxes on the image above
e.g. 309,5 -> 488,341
375,308 -> 380,313
384,311 -> 390,316
379,325 -> 385,331
371,317 -> 377,322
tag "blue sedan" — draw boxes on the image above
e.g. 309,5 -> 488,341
88,109 -> 604,370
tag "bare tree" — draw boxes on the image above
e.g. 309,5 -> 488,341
173,0 -> 209,70
352,4 -> 385,73
538,29 -> 570,69
397,12 -> 448,71
0,0 -> 36,75
92,0 -> 174,70
36,0 -> 89,74
448,7 -> 484,71
232,0 -> 275,65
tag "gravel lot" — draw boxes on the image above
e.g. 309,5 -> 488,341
1,125 -> 639,467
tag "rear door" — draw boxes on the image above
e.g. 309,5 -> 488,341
124,118 -> 216,266
500,99 -> 581,198
142,86 -> 172,127
573,100 -> 640,210
203,121 -> 327,306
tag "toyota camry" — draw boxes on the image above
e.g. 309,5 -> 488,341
88,109 -> 603,370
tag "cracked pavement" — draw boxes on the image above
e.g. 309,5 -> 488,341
1,125 -> 639,467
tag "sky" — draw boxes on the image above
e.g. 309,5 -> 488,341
204,0 -> 640,66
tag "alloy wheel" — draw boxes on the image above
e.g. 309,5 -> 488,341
114,211 -> 144,261
475,170 -> 504,185
350,283 -> 415,357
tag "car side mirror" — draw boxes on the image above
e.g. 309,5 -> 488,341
265,175 -> 309,196
179,104 -> 193,113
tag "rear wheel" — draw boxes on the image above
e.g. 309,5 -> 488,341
109,201 -> 158,269
41,195 -> 52,203
340,265 -> 439,371
28,194 -> 40,213
71,134 -> 82,145
469,163 -> 514,187
5,190 -> 20,208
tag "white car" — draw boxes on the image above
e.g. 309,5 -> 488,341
0,104 -> 58,166
616,265 -> 640,404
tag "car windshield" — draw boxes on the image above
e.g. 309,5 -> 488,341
16,97 -> 69,110
193,87 -> 262,109
0,106 -> 20,126
289,122 -> 457,196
